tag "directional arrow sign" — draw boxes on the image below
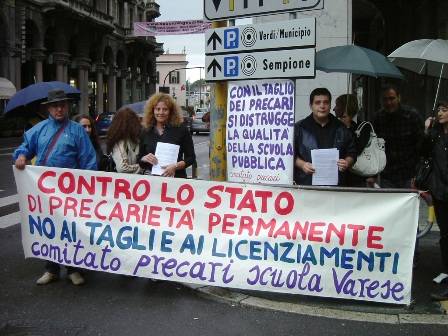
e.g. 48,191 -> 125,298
204,0 -> 324,21
205,48 -> 315,81
205,18 -> 315,55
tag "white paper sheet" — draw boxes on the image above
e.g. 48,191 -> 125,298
433,273 -> 448,284
151,142 -> 180,176
311,148 -> 339,186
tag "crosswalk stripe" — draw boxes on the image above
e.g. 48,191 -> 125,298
0,211 -> 20,229
0,194 -> 19,207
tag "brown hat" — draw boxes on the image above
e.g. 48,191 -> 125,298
41,89 -> 72,105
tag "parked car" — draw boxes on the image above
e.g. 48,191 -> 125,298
180,106 -> 192,132
191,108 -> 210,134
95,112 -> 115,135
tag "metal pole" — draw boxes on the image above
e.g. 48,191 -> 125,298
432,64 -> 444,113
199,67 -> 202,107
209,20 -> 228,181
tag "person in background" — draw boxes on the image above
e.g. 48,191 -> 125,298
422,100 -> 448,301
74,114 -> 103,169
138,93 -> 195,178
106,107 -> 143,174
13,89 -> 97,286
294,88 -> 356,186
373,85 -> 424,188
334,94 -> 373,187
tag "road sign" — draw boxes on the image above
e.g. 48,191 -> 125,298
205,18 -> 315,55
204,0 -> 324,21
205,48 -> 315,81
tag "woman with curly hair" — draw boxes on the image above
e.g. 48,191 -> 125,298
106,107 -> 143,174
74,114 -> 103,169
138,93 -> 195,178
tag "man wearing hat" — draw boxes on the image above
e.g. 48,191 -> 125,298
13,89 -> 97,286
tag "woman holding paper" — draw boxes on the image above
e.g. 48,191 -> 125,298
138,93 -> 196,178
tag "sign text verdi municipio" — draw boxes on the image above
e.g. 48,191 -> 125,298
205,18 -> 316,55
204,0 -> 324,20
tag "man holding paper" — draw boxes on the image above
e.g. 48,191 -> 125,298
294,88 -> 356,186
138,93 -> 196,178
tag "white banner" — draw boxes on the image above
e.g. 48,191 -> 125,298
227,79 -> 295,184
14,166 -> 419,304
133,20 -> 211,36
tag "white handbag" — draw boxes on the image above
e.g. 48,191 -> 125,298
350,122 -> 386,177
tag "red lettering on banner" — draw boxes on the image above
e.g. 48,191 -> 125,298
273,221 -> 291,239
348,224 -> 366,247
79,199 -> 93,218
177,209 -> 193,230
274,191 -> 294,215
254,190 -> 272,213
147,206 -> 162,226
37,170 -> 56,193
94,200 -> 107,220
208,212 -> 221,232
58,172 -> 75,194
367,226 -> 384,249
223,213 -> 237,234
49,196 -> 62,215
161,182 -> 175,203
177,184 -> 194,205
77,176 -> 95,195
238,216 -> 254,235
64,196 -> 78,216
109,203 -> 124,222
325,223 -> 346,245
166,207 -> 181,227
126,204 -> 141,222
114,179 -> 131,199
96,176 -> 112,196
237,190 -> 256,212
132,180 -> 151,201
226,187 -> 243,209
292,221 -> 309,240
308,222 -> 325,242
204,185 -> 224,209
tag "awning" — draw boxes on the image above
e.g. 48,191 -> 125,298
0,77 -> 16,99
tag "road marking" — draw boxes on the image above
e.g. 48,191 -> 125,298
0,211 -> 20,229
0,194 -> 19,207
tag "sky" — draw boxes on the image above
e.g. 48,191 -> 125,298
156,0 -> 206,83
155,0 -> 251,83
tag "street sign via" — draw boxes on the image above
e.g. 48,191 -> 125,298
204,0 -> 324,21
205,18 -> 316,55
205,48 -> 315,81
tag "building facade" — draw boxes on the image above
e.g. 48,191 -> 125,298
0,0 -> 163,116
156,53 -> 188,107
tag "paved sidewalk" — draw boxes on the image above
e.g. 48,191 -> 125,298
185,230 -> 448,324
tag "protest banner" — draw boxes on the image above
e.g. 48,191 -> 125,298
14,166 -> 419,304
226,79 -> 295,184
133,20 -> 212,36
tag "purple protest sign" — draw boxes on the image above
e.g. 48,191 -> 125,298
133,20 -> 212,36
226,79 -> 295,185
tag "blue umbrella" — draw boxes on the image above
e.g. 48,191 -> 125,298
316,45 -> 404,79
125,100 -> 146,117
5,81 -> 80,114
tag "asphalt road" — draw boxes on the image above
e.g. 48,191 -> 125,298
0,136 -> 447,335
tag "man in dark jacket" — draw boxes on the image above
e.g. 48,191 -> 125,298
373,85 -> 424,188
294,88 -> 356,185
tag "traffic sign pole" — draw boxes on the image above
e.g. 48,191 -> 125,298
210,20 -> 228,182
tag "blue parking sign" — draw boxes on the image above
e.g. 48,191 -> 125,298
224,28 -> 239,49
224,56 -> 239,77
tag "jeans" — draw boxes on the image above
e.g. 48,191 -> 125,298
433,198 -> 448,273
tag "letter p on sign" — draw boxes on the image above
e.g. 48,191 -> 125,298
224,28 -> 239,49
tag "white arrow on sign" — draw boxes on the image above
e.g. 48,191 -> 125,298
204,0 -> 324,21
205,48 -> 315,81
205,18 -> 316,55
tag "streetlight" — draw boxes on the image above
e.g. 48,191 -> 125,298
161,67 -> 205,105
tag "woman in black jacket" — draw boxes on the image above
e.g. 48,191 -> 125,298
423,100 -> 448,301
138,93 -> 195,178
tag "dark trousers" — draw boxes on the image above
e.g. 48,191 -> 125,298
45,261 -> 80,275
433,198 -> 448,273
379,177 -> 413,189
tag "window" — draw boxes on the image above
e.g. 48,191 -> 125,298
169,71 -> 180,84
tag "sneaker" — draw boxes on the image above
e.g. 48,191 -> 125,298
430,288 -> 448,301
36,272 -> 58,285
68,272 -> 85,286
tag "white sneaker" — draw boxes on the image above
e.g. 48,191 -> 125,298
36,272 -> 58,285
68,272 -> 85,286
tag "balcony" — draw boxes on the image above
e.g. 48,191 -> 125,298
145,1 -> 160,19
39,0 -> 114,29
